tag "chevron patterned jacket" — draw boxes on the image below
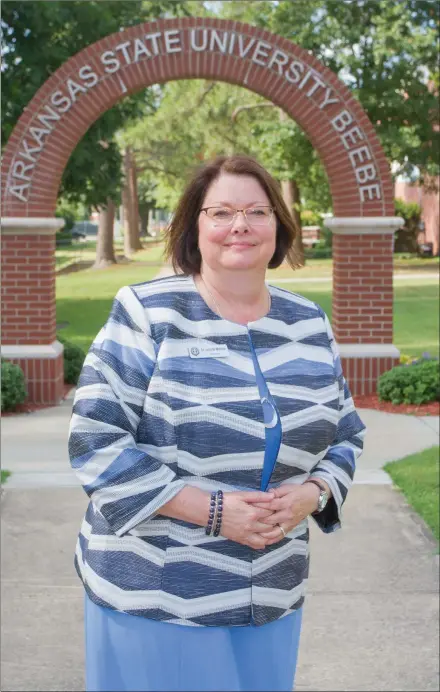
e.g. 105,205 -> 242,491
68,274 -> 366,627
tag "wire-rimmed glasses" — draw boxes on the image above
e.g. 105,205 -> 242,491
200,206 -> 274,226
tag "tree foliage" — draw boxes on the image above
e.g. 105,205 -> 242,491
121,79 -> 269,208
122,77 -> 331,221
220,0 -> 439,182
1,0 -> 189,207
2,0 -> 437,213
124,0 -> 438,218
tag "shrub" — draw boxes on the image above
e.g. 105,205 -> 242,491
394,198 -> 422,254
55,197 -> 87,232
57,335 -> 86,385
304,243 -> 333,259
378,358 -> 440,405
56,230 -> 73,247
320,225 -> 333,249
1,470 -> 11,484
1,360 -> 27,412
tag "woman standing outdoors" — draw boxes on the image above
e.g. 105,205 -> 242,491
69,155 -> 366,692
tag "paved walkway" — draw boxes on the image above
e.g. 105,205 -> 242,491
1,390 -> 439,489
273,272 -> 438,284
155,266 -> 439,285
1,394 -> 439,691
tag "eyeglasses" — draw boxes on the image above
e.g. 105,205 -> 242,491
200,206 -> 274,226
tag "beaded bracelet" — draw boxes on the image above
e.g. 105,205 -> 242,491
213,490 -> 223,537
205,491 -> 217,536
205,490 -> 224,537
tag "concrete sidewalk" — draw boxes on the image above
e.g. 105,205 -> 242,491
1,390 -> 438,488
1,397 -> 439,691
273,272 -> 439,284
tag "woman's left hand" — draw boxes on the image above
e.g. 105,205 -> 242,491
255,483 -> 320,546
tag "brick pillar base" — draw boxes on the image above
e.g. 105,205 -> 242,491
2,343 -> 65,405
326,216 -> 403,397
339,346 -> 400,397
1,217 -> 65,406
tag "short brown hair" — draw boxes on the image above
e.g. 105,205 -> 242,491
164,155 -> 300,274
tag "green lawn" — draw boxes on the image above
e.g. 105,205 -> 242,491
385,447 -> 439,543
56,239 -> 166,270
392,254 -> 439,271
267,259 -> 333,279
56,264 -> 161,352
270,277 -> 439,358
267,255 -> 438,280
57,248 -> 439,276
56,255 -> 439,358
392,282 -> 439,357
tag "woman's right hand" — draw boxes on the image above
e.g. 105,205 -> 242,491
220,491 -> 275,549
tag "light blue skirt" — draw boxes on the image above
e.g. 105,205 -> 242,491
85,595 -> 303,692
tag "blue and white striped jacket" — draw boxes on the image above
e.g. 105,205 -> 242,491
69,274 -> 366,627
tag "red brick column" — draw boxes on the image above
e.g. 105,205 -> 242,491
1,218 -> 64,405
326,217 -> 403,396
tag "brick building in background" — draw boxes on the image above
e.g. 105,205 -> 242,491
395,176 -> 440,256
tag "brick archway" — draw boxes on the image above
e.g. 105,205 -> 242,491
1,17 -> 402,404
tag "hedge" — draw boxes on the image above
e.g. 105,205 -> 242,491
1,360 -> 27,412
378,357 -> 440,405
57,334 -> 86,385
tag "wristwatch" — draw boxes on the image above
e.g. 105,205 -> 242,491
305,478 -> 329,514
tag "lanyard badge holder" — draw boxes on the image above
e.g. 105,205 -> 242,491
247,333 -> 282,491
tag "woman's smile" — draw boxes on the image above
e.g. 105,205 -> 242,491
226,241 -> 257,249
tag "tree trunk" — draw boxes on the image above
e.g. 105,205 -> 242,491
123,147 -> 142,257
278,110 -> 305,266
281,178 -> 305,266
139,202 -> 151,236
93,197 -> 116,269
122,185 -> 132,257
291,179 -> 305,266
129,152 -> 143,250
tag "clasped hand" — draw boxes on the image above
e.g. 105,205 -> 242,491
220,484 -> 319,550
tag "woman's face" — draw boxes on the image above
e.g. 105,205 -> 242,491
198,173 -> 277,273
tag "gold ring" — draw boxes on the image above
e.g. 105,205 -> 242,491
278,524 -> 287,539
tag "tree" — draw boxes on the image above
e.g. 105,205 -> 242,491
232,105 -> 307,265
121,79 -> 267,208
1,0 -> 189,207
94,198 -> 116,269
105,0 -> 438,259
394,198 -> 422,253
219,0 -> 439,183
122,77 -> 329,266
122,147 -> 143,257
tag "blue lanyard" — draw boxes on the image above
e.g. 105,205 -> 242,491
247,330 -> 282,491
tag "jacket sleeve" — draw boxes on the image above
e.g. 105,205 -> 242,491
68,285 -> 186,537
308,309 -> 366,534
